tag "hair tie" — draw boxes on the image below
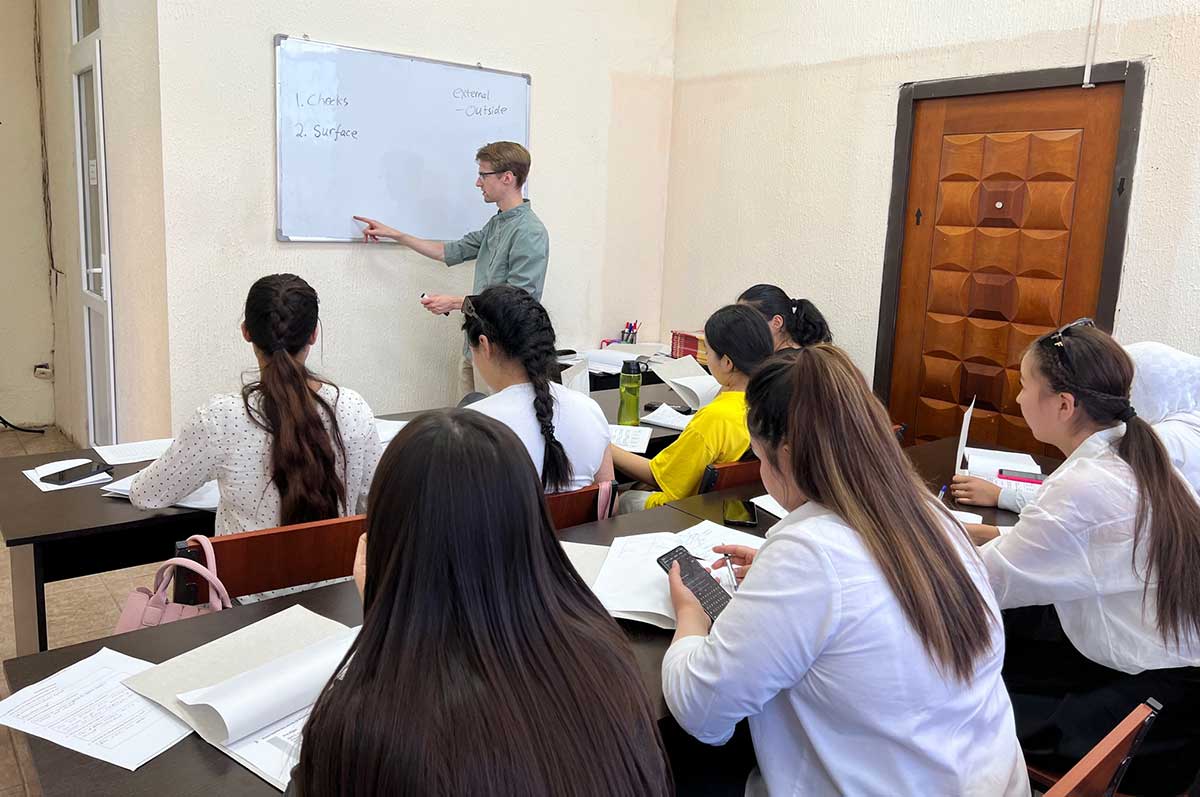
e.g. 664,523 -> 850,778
1117,405 -> 1137,422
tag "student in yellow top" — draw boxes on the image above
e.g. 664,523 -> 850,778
611,304 -> 774,512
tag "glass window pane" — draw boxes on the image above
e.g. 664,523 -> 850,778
86,306 -> 114,445
76,68 -> 104,297
76,0 -> 99,40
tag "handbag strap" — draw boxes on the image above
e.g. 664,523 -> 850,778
185,534 -> 218,604
152,557 -> 232,610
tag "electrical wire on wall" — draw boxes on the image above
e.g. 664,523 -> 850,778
3,0 -> 65,435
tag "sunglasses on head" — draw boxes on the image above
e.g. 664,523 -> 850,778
462,295 -> 481,320
1043,317 -> 1095,373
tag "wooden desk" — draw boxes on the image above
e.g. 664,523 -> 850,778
4,504 -> 702,796
668,483 -> 780,529
0,450 -> 214,654
0,386 -> 687,656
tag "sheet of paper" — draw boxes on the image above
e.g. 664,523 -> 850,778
374,418 -> 408,445
609,424 -> 651,453
103,471 -> 219,512
590,521 -> 765,628
560,540 -> 609,587
668,375 -> 722,410
226,706 -> 310,790
605,343 -> 669,358
561,361 -> 591,395
640,404 -> 693,431
954,397 -> 976,475
93,438 -> 174,465
750,494 -> 788,519
582,348 -> 640,368
649,354 -> 707,383
965,447 -> 1040,474
22,458 -> 112,492
950,510 -> 983,524
0,648 -> 191,771
176,628 -> 358,745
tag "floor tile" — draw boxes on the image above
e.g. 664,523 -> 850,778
12,730 -> 37,797
44,578 -> 120,650
0,730 -> 22,790
0,434 -> 24,458
0,785 -> 25,797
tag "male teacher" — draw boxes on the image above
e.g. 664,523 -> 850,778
354,141 -> 549,396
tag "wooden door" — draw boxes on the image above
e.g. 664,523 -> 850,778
887,84 -> 1124,453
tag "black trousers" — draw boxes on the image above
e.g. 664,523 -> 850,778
1002,606 -> 1200,796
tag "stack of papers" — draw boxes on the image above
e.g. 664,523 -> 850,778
590,520 -> 766,629
965,447 -> 1044,504
22,459 -> 113,492
640,404 -> 693,431
560,360 -> 590,395
124,606 -> 357,791
104,471 -> 219,512
93,438 -> 174,465
580,348 -> 640,375
609,425 -> 652,453
0,648 -> 191,770
650,356 -> 721,410
374,418 -> 408,445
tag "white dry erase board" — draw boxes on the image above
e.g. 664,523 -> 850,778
275,35 -> 530,242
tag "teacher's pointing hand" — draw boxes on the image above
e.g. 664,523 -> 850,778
353,215 -> 401,242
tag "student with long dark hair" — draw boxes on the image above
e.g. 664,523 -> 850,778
463,285 -> 613,492
289,410 -> 671,796
662,347 -> 1026,795
967,321 -> 1200,794
131,274 -> 380,534
737,283 -> 831,350
611,304 -> 773,512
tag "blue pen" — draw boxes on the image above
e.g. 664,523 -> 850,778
937,484 -> 947,502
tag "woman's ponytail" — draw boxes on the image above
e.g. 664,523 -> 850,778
242,274 -> 347,524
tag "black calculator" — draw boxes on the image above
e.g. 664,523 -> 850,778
656,545 -> 731,621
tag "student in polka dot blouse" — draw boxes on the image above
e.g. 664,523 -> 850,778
131,274 -> 382,535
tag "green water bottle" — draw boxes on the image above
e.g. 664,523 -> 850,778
618,360 -> 649,426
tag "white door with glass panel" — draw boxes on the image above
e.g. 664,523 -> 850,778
70,35 -> 116,446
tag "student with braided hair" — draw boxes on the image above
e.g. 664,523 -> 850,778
132,274 -> 381,535
462,286 -> 613,492
966,320 -> 1200,795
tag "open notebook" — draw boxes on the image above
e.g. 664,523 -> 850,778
589,520 -> 765,629
124,606 -> 356,791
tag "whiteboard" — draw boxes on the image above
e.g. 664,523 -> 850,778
275,35 -> 530,242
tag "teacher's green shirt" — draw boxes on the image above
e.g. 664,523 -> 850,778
443,199 -> 549,300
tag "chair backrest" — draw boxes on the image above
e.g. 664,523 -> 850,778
699,459 -> 762,494
1042,698 -> 1161,797
175,515 -> 365,602
545,481 -> 617,531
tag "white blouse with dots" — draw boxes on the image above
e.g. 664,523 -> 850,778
130,384 -> 382,536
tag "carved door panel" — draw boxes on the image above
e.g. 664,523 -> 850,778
887,84 -> 1123,454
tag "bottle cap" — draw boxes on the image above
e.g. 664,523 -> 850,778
621,360 -> 643,375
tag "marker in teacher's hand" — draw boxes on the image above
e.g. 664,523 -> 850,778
420,293 -> 450,317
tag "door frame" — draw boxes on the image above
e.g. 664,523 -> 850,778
871,61 -> 1146,403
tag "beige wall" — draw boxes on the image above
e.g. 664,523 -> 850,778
35,0 -> 172,444
156,1 -> 676,427
0,0 -> 54,427
664,0 -> 1200,382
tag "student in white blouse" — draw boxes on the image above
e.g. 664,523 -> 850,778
131,274 -> 381,535
951,340 -> 1200,511
661,347 -> 1028,797
462,286 -> 614,492
965,321 -> 1200,795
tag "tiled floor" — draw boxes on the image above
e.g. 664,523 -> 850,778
0,428 -> 164,796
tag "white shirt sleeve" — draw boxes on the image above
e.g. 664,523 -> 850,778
978,469 -> 1129,608
996,485 -> 1029,514
130,404 -> 220,510
661,533 -> 841,745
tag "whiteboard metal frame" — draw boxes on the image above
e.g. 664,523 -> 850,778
274,34 -> 532,243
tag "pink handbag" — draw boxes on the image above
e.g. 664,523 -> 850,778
115,535 -> 232,633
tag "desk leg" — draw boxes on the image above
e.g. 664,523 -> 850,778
10,545 -> 47,655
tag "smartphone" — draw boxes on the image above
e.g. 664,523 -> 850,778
656,545 -> 731,621
642,401 -> 695,415
42,461 -> 113,486
998,468 -> 1044,483
722,499 -> 758,527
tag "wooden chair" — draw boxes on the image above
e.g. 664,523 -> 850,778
546,481 -> 617,531
1031,698 -> 1161,797
698,459 -> 762,494
175,515 -> 364,602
